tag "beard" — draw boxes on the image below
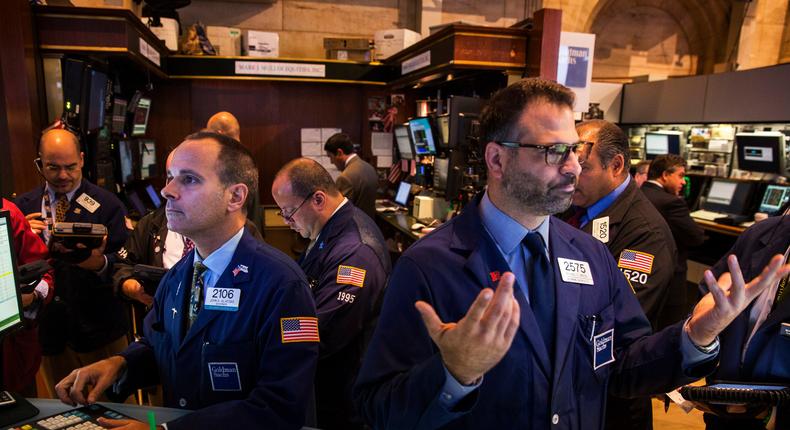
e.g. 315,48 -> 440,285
502,165 -> 577,216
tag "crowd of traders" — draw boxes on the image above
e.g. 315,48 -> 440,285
1,78 -> 788,430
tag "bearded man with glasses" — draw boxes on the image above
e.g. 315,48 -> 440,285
353,78 -> 790,430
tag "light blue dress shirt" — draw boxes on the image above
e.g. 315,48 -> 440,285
193,227 -> 245,291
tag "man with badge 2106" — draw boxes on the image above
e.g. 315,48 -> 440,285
561,119 -> 679,430
353,78 -> 790,430
272,158 -> 390,430
55,132 -> 319,429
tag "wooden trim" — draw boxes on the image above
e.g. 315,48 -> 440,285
169,54 -> 383,66
39,44 -> 127,53
168,75 -> 386,85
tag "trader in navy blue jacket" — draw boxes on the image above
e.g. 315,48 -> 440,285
55,132 -> 319,430
699,214 -> 789,430
353,78 -> 790,430
272,158 -> 390,430
15,129 -> 129,397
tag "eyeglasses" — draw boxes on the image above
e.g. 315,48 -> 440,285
494,141 -> 592,165
277,192 -> 314,222
34,158 -> 80,174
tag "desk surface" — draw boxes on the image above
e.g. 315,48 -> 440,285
693,218 -> 747,236
11,399 -> 319,429
376,211 -> 424,242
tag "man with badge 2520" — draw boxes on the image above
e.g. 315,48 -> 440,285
561,120 -> 678,430
14,129 -> 129,398
55,132 -> 319,429
272,158 -> 390,430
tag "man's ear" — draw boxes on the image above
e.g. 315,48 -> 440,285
227,183 -> 249,212
312,190 -> 327,209
609,153 -> 626,176
485,142 -> 506,180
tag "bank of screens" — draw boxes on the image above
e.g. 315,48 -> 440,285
394,181 -> 411,206
0,212 -> 23,337
408,117 -> 437,156
645,132 -> 681,159
131,97 -> 151,137
703,178 -> 756,215
394,125 -> 414,160
759,184 -> 790,214
735,132 -> 785,174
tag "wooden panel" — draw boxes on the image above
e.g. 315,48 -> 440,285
526,8 -> 562,80
147,80 -> 368,205
36,15 -> 127,48
454,34 -> 527,65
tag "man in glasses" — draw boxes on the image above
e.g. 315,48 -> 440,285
561,120 -> 678,430
14,128 -> 129,398
272,158 -> 390,430
354,78 -> 790,429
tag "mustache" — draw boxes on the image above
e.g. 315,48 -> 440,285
552,175 -> 577,188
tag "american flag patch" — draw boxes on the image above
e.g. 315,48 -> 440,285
280,317 -> 320,343
618,249 -> 654,273
337,265 -> 366,287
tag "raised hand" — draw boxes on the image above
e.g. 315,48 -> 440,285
415,272 -> 520,385
687,254 -> 790,347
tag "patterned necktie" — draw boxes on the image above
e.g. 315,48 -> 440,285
182,237 -> 195,257
565,206 -> 586,229
187,261 -> 208,331
772,248 -> 790,311
523,232 -> 555,357
55,194 -> 69,222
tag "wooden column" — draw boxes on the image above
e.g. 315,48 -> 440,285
0,0 -> 45,198
526,8 -> 562,80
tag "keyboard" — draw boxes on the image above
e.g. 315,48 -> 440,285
8,404 -> 129,430
690,209 -> 727,221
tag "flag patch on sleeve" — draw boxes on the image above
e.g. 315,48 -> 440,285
337,265 -> 366,287
280,317 -> 320,343
617,249 -> 654,273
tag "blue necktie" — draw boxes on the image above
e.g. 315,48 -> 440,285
523,232 -> 555,358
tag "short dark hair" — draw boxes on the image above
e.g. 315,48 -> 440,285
276,158 -> 340,199
480,78 -> 575,143
635,160 -> 651,175
324,133 -> 355,156
648,154 -> 686,180
576,120 -> 630,170
184,131 -> 258,213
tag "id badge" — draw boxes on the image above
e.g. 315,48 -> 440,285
204,287 -> 241,311
593,328 -> 615,370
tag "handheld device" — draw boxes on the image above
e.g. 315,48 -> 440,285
51,222 -> 107,250
132,264 -> 168,295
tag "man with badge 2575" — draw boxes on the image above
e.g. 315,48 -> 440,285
272,158 -> 390,430
55,132 -> 319,430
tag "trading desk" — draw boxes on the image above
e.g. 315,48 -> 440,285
693,218 -> 747,237
376,211 -> 423,243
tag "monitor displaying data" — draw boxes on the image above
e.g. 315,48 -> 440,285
394,124 -> 414,160
131,97 -> 151,137
0,212 -> 23,337
408,117 -> 437,156
702,178 -> 757,215
437,115 -> 450,147
735,132 -> 786,174
394,181 -> 411,206
707,179 -> 738,206
759,184 -> 790,214
644,132 -> 681,159
433,157 -> 449,192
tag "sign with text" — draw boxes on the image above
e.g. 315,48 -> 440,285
138,38 -> 161,67
401,51 -> 431,75
235,61 -> 326,78
557,32 -> 596,112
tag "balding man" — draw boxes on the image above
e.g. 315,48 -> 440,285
206,111 -> 241,141
15,129 -> 129,397
272,158 -> 390,430
561,119 -> 677,430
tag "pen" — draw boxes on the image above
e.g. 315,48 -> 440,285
590,315 -> 597,341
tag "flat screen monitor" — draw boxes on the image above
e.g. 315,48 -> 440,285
759,184 -> 790,214
433,157 -> 449,192
145,184 -> 162,209
0,211 -> 24,338
394,181 -> 411,206
437,115 -> 450,147
735,132 -> 786,174
118,140 -> 134,185
408,117 -> 437,156
645,132 -> 681,159
702,178 -> 757,215
394,124 -> 414,160
86,69 -> 108,131
131,97 -> 151,137
111,98 -> 127,134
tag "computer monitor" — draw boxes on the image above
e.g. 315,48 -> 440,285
735,132 -> 786,174
758,184 -> 790,214
394,124 -> 414,160
145,184 -> 162,209
86,69 -> 109,131
407,117 -> 437,156
436,115 -> 450,148
0,211 -> 24,338
118,140 -> 134,185
126,190 -> 147,215
645,132 -> 681,159
131,97 -> 151,137
433,157 -> 449,192
394,181 -> 411,207
702,178 -> 758,215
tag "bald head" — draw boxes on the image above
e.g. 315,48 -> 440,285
38,129 -> 83,193
206,111 -> 241,141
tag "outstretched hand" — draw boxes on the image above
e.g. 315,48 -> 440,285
687,254 -> 790,347
415,272 -> 520,385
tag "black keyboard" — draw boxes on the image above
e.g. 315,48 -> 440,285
8,404 -> 130,430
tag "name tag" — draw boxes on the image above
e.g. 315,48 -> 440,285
593,328 -> 615,370
76,193 -> 101,213
781,323 -> 790,338
204,287 -> 241,311
591,216 -> 610,243
207,362 -> 242,391
557,258 -> 594,285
